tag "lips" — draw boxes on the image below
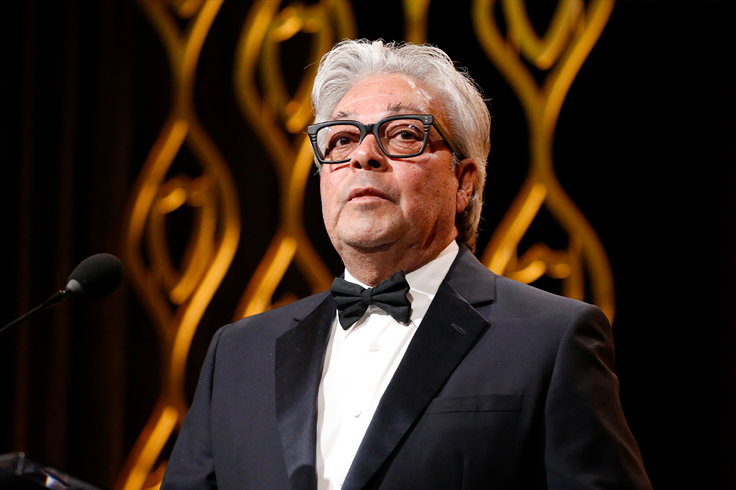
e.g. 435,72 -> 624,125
347,187 -> 391,202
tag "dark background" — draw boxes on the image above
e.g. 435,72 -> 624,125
0,1 -> 732,488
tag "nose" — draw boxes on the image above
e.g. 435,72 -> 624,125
350,134 -> 388,171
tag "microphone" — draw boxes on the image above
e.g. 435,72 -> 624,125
66,253 -> 124,299
1,253 -> 124,338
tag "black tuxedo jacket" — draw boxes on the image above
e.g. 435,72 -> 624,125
162,246 -> 651,490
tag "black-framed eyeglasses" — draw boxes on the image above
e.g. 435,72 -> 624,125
307,114 -> 460,164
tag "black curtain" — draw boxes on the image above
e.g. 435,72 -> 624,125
0,1 -> 732,488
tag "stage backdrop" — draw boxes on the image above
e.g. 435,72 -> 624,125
0,1 -> 731,489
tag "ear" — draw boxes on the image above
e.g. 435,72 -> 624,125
455,159 -> 478,213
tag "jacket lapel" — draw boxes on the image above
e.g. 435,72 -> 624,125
275,293 -> 335,490
341,247 -> 495,490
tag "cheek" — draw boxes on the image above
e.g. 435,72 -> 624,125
401,170 -> 456,216
319,176 -> 337,219
320,170 -> 351,231
421,169 -> 457,201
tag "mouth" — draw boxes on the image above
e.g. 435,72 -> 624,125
347,187 -> 391,203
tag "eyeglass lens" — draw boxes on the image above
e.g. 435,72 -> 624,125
316,119 -> 426,162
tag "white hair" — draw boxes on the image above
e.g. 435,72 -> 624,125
311,39 -> 491,252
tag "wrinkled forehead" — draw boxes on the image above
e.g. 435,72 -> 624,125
330,73 -> 443,123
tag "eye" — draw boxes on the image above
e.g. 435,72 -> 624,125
332,135 -> 357,147
384,122 -> 423,141
398,129 -> 420,140
321,125 -> 361,154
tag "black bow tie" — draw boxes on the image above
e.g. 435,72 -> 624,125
330,270 -> 411,329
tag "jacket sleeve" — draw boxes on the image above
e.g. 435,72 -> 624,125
161,327 -> 224,490
544,304 -> 652,489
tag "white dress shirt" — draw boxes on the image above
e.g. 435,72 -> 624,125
316,241 -> 459,490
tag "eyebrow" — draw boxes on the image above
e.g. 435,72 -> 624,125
331,109 -> 355,120
385,102 -> 425,115
330,102 -> 428,122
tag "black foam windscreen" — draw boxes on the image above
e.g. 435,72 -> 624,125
66,253 -> 124,299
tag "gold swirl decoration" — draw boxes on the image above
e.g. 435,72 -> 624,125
402,0 -> 432,44
232,0 -> 356,318
473,0 -> 616,321
117,1 -> 240,489
116,1 -> 620,487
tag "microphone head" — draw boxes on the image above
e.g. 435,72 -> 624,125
66,253 -> 124,299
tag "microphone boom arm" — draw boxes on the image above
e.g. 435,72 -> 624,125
1,253 -> 123,339
0,289 -> 72,339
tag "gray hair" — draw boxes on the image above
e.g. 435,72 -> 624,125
311,39 -> 491,252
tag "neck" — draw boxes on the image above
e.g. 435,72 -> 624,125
339,238 -> 454,287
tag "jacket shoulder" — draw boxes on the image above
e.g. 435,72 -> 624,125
452,244 -> 601,322
494,273 -> 596,312
219,290 -> 333,340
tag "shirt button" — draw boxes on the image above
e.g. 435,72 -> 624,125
352,406 -> 362,417
369,341 -> 380,352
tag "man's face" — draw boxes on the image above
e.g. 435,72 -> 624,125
319,74 -> 473,258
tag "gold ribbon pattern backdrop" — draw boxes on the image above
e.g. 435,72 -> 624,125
474,0 -> 616,320
119,1 -> 615,488
118,1 -> 239,489
232,0 -> 356,318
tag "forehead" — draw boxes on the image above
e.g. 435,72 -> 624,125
331,73 -> 440,121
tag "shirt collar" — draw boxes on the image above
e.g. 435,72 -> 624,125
342,240 -> 459,325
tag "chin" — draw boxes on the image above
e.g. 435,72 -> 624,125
335,229 -> 399,250
329,213 -> 407,249
340,235 -> 392,249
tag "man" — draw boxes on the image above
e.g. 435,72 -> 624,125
162,40 -> 651,490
